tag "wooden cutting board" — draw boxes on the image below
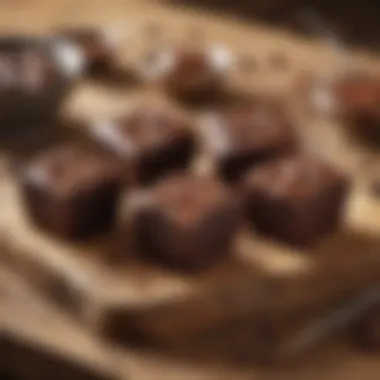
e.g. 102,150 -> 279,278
3,267 -> 380,380
0,268 -> 118,380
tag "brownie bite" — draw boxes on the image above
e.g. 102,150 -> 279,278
19,143 -> 124,241
0,36 -> 76,136
200,101 -> 297,182
126,175 -> 241,272
308,72 -> 380,140
334,74 -> 380,141
241,154 -> 350,247
90,107 -> 196,185
55,27 -> 118,75
140,44 -> 233,102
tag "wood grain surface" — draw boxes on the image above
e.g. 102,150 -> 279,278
0,268 -> 118,380
3,265 -> 380,380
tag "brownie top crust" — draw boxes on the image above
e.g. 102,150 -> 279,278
201,101 -> 296,156
92,107 -> 192,156
243,154 -> 347,199
23,143 -> 123,196
334,74 -> 380,115
163,49 -> 216,86
308,72 -> 380,118
143,175 -> 237,226
55,27 -> 117,60
140,43 -> 233,82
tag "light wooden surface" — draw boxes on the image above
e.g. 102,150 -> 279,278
0,268 -> 118,380
1,0 -> 380,379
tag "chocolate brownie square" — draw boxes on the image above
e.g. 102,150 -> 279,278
334,74 -> 380,141
200,101 -> 297,182
90,107 -> 196,185
125,174 -> 242,272
140,44 -> 233,103
241,154 -> 350,246
19,143 -> 124,240
0,36 -> 74,137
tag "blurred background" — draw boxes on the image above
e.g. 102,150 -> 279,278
1,1 -> 380,380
